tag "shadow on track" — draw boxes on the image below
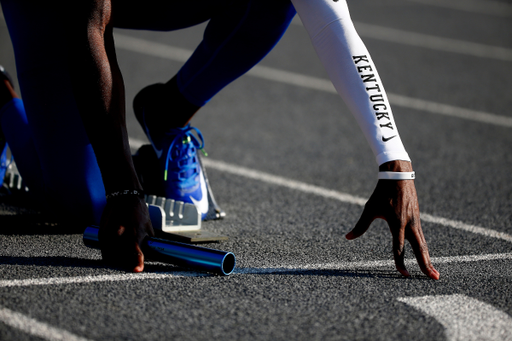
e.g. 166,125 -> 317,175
0,255 -> 191,274
0,255 -> 103,268
0,201 -> 86,236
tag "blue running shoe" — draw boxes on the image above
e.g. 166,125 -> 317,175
134,85 -> 209,219
161,125 -> 209,218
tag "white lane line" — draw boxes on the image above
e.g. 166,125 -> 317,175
115,34 -> 191,63
0,272 -> 203,288
236,253 -> 512,275
397,294 -> 512,341
247,66 -> 512,128
130,137 -> 512,244
386,93 -> 512,128
291,16 -> 512,62
0,306 -> 92,341
353,21 -> 512,62
1,253 -> 511,288
405,0 -> 512,18
246,64 -> 336,93
204,156 -> 368,205
306,253 -> 512,271
115,33 -> 512,128
421,213 -> 512,243
197,157 -> 512,244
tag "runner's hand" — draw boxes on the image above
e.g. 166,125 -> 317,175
346,162 -> 440,280
99,196 -> 154,272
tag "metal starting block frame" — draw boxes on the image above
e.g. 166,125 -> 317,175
145,195 -> 228,243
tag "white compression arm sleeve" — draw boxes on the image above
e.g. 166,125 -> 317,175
290,0 -> 410,165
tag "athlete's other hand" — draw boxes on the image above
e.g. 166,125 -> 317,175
99,196 -> 154,272
345,160 -> 440,280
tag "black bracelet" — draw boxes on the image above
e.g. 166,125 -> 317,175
106,189 -> 145,200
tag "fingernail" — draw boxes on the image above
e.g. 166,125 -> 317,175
399,269 -> 410,277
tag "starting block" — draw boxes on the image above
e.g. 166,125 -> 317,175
2,161 -> 29,194
146,195 -> 228,243
1,145 -> 228,243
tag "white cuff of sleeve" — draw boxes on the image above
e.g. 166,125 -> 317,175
378,171 -> 415,180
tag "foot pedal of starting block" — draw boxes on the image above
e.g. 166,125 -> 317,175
146,195 -> 228,243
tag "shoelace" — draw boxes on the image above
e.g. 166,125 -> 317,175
163,125 -> 206,182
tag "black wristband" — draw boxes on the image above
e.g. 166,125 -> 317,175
105,189 -> 145,200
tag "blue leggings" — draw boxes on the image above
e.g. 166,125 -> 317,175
0,0 -> 296,224
114,0 -> 296,106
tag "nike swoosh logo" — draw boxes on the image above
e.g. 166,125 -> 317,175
143,109 -> 163,158
382,135 -> 397,142
190,168 -> 209,215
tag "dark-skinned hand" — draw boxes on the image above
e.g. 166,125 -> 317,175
99,196 -> 154,272
346,160 -> 440,280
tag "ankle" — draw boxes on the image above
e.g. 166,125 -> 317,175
161,76 -> 200,129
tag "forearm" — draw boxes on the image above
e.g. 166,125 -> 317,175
379,160 -> 413,172
290,0 -> 410,165
89,118 -> 142,194
66,2 -> 141,194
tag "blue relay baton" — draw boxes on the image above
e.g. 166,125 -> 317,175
83,226 -> 236,275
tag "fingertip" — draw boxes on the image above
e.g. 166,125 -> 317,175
132,258 -> 144,273
133,264 -> 144,273
429,268 -> 440,280
132,251 -> 145,273
420,263 -> 440,280
345,232 -> 354,240
398,267 -> 410,278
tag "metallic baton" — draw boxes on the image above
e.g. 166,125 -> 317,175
83,226 -> 236,275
